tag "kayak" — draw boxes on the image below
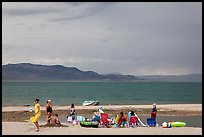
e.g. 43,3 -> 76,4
170,121 -> 186,127
82,100 -> 99,106
80,121 -> 99,128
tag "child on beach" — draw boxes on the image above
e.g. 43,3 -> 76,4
30,98 -> 41,132
151,103 -> 157,118
50,114 -> 61,127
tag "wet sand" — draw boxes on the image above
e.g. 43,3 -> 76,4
2,104 -> 202,122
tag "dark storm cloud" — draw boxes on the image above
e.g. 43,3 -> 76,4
2,2 -> 63,16
2,2 -> 202,75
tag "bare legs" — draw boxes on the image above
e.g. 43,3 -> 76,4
34,122 -> 39,132
46,112 -> 52,124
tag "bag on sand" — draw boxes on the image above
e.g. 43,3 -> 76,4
67,116 -> 73,122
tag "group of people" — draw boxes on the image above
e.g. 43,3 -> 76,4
45,99 -> 61,126
91,103 -> 157,128
118,103 -> 157,127
97,111 -> 138,128
30,98 -> 157,131
30,98 -> 76,132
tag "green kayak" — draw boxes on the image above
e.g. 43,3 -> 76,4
80,121 -> 99,128
170,121 -> 186,127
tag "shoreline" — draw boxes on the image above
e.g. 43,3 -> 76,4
2,104 -> 202,123
2,104 -> 202,117
2,103 -> 202,112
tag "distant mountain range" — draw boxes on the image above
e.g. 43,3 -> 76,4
2,63 -> 140,81
2,63 -> 202,82
136,74 -> 202,82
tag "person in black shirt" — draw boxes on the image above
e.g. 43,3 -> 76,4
69,104 -> 76,121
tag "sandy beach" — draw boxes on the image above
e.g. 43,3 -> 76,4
2,122 -> 202,135
2,104 -> 202,135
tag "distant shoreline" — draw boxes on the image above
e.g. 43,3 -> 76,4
2,80 -> 202,82
2,103 -> 202,111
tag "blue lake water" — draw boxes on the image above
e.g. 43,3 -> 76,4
2,82 -> 202,106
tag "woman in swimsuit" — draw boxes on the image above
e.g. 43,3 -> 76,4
46,99 -> 53,124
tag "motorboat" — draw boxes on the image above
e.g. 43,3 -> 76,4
82,100 -> 99,106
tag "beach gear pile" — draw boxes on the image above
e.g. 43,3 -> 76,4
63,107 -> 188,128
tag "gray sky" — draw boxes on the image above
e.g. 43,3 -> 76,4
2,2 -> 202,75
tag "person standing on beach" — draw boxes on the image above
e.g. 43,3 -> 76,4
45,99 -> 53,124
69,104 -> 76,121
30,98 -> 41,132
67,103 -> 76,124
151,103 -> 157,118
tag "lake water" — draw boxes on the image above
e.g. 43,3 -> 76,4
2,82 -> 202,106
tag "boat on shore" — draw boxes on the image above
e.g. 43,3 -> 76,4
82,100 -> 99,106
24,104 -> 31,107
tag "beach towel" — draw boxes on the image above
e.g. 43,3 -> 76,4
100,113 -> 110,128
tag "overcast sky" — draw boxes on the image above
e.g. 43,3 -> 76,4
2,2 -> 202,75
